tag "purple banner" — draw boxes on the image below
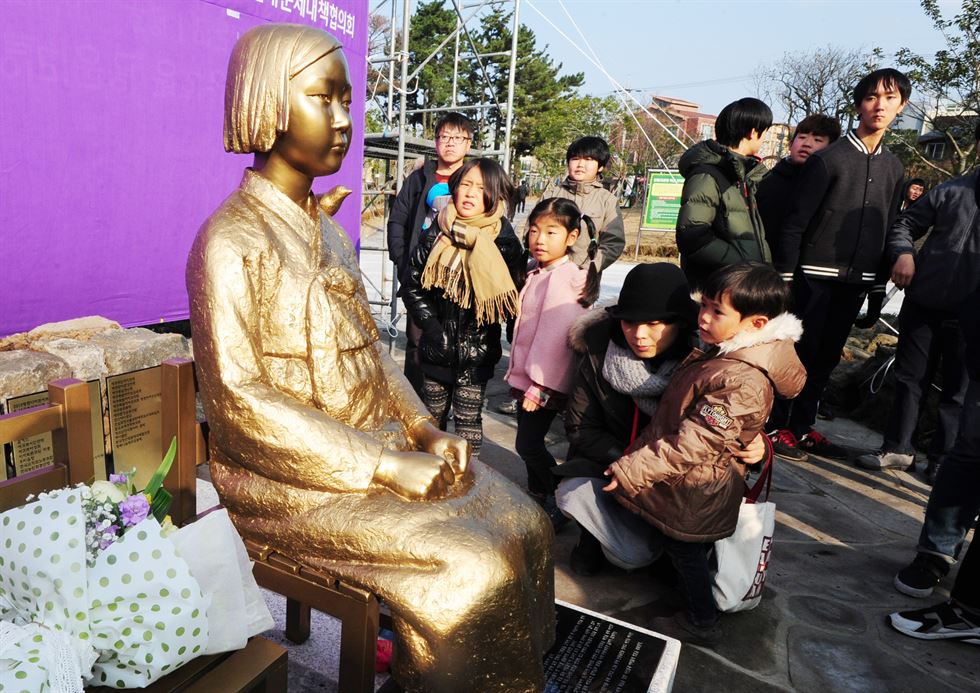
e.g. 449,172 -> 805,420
0,0 -> 367,336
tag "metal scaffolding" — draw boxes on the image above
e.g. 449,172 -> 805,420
359,0 -> 522,343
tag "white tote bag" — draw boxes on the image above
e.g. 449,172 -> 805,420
711,441 -> 776,613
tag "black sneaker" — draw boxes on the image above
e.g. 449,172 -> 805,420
895,553 -> 950,598
889,602 -> 980,645
569,526 -> 607,576
496,398 -> 520,415
769,429 -> 808,461
798,430 -> 848,460
651,612 -> 722,648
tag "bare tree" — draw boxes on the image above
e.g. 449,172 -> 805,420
892,0 -> 980,177
754,46 -> 873,126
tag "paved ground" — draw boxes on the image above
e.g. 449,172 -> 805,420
243,209 -> 975,691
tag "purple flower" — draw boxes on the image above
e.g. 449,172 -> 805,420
109,473 -> 128,484
119,494 -> 150,527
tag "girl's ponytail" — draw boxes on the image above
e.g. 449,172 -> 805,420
579,214 -> 601,307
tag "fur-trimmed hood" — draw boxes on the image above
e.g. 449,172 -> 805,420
567,299 -> 616,354
710,312 -> 805,399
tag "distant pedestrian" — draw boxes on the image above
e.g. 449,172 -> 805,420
675,97 -> 773,291
857,122 -> 979,474
505,198 -> 599,529
756,114 -> 841,259
899,177 -> 927,212
888,284 -> 980,646
516,180 -> 529,213
767,68 -> 911,462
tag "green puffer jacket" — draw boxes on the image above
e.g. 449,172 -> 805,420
675,140 -> 770,290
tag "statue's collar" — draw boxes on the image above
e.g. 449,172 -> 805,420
240,168 -> 320,239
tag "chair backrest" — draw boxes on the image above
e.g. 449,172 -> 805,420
0,379 -> 93,512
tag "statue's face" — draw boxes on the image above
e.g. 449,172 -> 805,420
273,50 -> 352,178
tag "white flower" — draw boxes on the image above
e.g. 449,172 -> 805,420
90,480 -> 125,504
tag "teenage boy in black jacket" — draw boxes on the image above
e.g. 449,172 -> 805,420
387,113 -> 473,392
757,114 -> 840,260
768,68 -> 911,461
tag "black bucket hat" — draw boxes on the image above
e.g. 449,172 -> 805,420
606,263 -> 698,324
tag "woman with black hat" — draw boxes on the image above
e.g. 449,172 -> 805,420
555,263 -> 765,576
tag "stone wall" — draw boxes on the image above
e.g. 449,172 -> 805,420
0,316 -> 191,471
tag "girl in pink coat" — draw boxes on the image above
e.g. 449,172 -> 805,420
506,197 -> 600,528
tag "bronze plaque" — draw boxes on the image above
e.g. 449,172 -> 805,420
5,391 -> 53,476
4,382 -> 108,480
106,366 -> 162,488
88,380 -> 107,480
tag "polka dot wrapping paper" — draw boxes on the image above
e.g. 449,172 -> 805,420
0,489 -> 210,690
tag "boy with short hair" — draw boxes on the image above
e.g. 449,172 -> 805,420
675,97 -> 773,291
538,136 -> 626,271
768,68 -> 911,461
757,114 -> 841,257
387,112 -> 473,391
605,262 -> 806,645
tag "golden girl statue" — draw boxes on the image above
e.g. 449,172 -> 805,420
185,23 -> 554,692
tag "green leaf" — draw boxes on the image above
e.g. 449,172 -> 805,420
144,437 -> 177,499
150,487 -> 173,524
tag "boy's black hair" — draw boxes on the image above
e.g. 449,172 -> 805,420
435,112 -> 475,140
566,136 -> 610,168
792,114 -> 841,143
714,98 -> 773,148
852,68 -> 912,107
702,262 -> 790,319
526,197 -> 600,306
449,157 -> 514,215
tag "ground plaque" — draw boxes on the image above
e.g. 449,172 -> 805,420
106,366 -> 162,487
3,382 -> 106,479
544,601 -> 680,692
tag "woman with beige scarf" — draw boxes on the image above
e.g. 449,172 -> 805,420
401,157 -> 524,455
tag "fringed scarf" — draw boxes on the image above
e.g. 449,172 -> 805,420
601,340 -> 681,417
421,201 -> 519,326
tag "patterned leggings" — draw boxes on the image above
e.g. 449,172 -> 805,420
421,376 -> 487,455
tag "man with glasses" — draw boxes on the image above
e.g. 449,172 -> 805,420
388,112 -> 474,392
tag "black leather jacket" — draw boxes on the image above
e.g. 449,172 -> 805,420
400,219 -> 524,386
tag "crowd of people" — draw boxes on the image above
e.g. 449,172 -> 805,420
385,66 -> 979,649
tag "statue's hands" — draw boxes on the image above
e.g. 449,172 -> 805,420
372,449 -> 455,500
410,421 -> 471,476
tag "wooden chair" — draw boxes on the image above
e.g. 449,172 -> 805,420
161,359 -> 382,693
0,376 -> 287,693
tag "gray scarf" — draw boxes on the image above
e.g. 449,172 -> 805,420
601,340 -> 680,417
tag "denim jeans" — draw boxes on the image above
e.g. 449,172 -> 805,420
917,380 -> 980,562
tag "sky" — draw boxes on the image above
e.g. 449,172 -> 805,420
518,0 -> 957,120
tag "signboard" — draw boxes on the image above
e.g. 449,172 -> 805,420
106,366 -> 162,488
3,381 -> 107,479
0,0 -> 368,337
640,170 -> 684,231
544,601 -> 680,692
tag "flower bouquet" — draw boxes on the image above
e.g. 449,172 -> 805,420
0,440 -> 273,691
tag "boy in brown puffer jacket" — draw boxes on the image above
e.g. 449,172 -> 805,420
604,262 -> 806,646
